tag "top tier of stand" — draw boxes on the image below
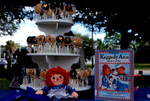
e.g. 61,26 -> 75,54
36,20 -> 73,36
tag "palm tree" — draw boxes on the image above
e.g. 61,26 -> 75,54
5,40 -> 17,57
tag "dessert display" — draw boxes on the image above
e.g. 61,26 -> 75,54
56,35 -> 65,53
26,35 -> 82,54
21,1 -> 90,92
64,36 -> 72,53
22,68 -> 91,90
37,35 -> 46,53
68,68 -> 91,88
27,36 -> 38,53
35,1 -> 75,21
46,35 -> 55,53
72,37 -> 82,54
59,2 -> 66,20
22,69 -> 46,89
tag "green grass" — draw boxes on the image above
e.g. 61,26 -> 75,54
85,64 -> 95,69
0,78 -> 11,90
86,63 -> 150,70
134,63 -> 150,70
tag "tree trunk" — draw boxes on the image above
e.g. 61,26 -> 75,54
120,32 -> 130,49
7,56 -> 13,81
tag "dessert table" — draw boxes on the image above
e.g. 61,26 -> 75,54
0,87 -> 150,101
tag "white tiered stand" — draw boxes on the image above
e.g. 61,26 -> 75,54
20,19 -> 91,91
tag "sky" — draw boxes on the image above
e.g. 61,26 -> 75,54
0,19 -> 106,46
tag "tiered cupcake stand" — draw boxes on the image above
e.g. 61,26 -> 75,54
20,19 -> 91,91
27,20 -> 79,70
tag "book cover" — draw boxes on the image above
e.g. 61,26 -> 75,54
95,50 -> 134,101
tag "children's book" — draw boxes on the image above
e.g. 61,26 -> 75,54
95,50 -> 134,101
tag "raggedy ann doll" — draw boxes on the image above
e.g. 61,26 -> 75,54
101,64 -> 111,90
35,66 -> 79,101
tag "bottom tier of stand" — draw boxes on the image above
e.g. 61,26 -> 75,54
20,84 -> 91,91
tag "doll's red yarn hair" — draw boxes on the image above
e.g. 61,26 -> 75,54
116,66 -> 125,71
45,66 -> 69,87
101,64 -> 111,76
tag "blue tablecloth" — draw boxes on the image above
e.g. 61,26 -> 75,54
1,88 -> 150,101
0,87 -> 96,101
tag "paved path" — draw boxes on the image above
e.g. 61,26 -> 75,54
134,70 -> 150,74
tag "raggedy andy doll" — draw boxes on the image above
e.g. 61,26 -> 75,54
35,66 -> 79,101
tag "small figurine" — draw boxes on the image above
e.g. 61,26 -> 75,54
35,66 -> 79,100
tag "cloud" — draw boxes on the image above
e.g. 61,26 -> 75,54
0,20 -> 106,46
0,19 -> 44,46
71,23 -> 106,41
93,33 -> 106,41
71,23 -> 89,35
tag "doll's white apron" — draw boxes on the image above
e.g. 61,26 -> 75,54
47,87 -> 72,99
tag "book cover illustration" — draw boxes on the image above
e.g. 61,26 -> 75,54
95,50 -> 134,101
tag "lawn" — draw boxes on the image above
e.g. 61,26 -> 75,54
85,63 -> 150,70
0,78 -> 11,90
134,63 -> 150,70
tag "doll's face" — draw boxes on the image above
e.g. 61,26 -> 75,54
51,74 -> 64,86
117,68 -> 124,74
105,68 -> 111,75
